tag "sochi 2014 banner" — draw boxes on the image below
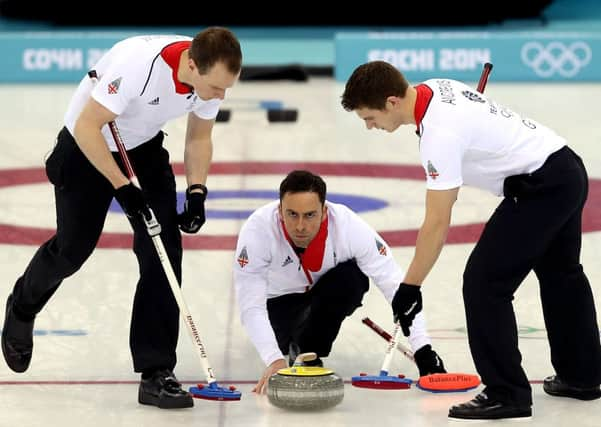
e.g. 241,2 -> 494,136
335,31 -> 601,82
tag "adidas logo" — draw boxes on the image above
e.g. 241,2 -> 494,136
281,256 -> 293,267
148,97 -> 160,105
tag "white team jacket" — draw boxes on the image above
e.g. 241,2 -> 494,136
64,35 -> 222,151
233,200 -> 431,366
416,79 -> 565,196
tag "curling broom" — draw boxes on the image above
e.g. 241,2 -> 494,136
362,317 -> 480,393
351,322 -> 412,389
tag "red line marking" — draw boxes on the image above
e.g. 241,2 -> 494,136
0,379 -> 544,385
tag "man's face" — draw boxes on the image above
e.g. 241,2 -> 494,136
190,60 -> 239,101
279,191 -> 326,248
355,99 -> 402,133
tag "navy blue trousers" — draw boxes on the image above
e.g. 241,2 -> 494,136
463,146 -> 601,406
267,259 -> 369,357
11,127 -> 182,373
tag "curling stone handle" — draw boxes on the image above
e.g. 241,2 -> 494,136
293,352 -> 318,366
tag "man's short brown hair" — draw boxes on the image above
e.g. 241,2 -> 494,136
341,61 -> 409,111
189,27 -> 242,75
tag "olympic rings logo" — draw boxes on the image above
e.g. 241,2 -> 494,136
521,41 -> 592,78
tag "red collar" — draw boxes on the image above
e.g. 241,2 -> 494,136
414,84 -> 433,133
281,215 -> 328,273
160,41 -> 193,95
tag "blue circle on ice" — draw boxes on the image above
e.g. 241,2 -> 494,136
109,190 -> 388,220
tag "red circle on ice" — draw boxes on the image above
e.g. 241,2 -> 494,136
1,161 -> 600,249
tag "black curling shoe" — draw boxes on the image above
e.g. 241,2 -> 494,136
543,375 -> 601,401
1,294 -> 34,373
448,392 -> 532,421
138,369 -> 194,409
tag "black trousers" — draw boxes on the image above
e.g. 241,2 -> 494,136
463,146 -> 601,406
11,127 -> 182,373
267,259 -> 369,358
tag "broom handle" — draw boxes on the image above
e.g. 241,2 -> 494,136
379,322 -> 404,376
362,317 -> 415,362
477,62 -> 493,93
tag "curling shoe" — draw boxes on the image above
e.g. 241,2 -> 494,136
543,375 -> 601,401
138,369 -> 194,409
1,294 -> 34,373
448,392 -> 532,421
414,344 -> 446,377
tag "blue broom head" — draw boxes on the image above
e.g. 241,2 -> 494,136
189,382 -> 242,401
351,373 -> 412,390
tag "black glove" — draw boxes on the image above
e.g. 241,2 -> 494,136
114,183 -> 151,221
391,282 -> 423,337
178,184 -> 207,234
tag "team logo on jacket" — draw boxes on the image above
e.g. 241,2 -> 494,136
427,161 -> 439,179
237,246 -> 249,268
281,256 -> 293,267
461,90 -> 485,103
375,239 -> 387,256
107,77 -> 122,94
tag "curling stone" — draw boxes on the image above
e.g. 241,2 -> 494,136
267,352 -> 344,410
